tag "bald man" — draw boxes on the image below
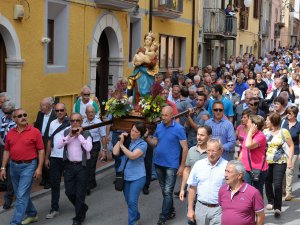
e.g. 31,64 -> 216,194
34,97 -> 57,189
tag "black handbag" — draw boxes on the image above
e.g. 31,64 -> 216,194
247,145 -> 266,182
0,178 -> 7,192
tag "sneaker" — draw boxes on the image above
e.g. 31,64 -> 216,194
266,204 -> 273,210
143,187 -> 149,195
285,194 -> 293,201
166,211 -> 176,220
157,218 -> 166,225
46,210 -> 59,219
2,202 -> 11,210
274,209 -> 281,218
21,216 -> 38,225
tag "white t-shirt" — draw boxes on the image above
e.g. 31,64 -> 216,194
48,119 -> 69,158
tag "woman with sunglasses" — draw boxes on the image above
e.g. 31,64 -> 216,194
113,122 -> 148,225
263,113 -> 294,218
242,115 -> 268,197
281,106 -> 300,201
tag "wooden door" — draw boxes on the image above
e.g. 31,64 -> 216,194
0,34 -> 7,92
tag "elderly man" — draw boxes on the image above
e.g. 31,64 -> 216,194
224,81 -> 240,111
44,103 -> 70,219
0,92 -> 10,126
1,108 -> 44,225
218,160 -> 265,225
0,101 -> 16,210
34,97 -> 57,189
205,101 -> 236,161
73,86 -> 99,118
57,113 -> 92,225
168,85 -> 181,104
235,73 -> 249,96
187,138 -> 228,225
83,105 -> 106,193
145,106 -> 188,225
234,90 -> 253,127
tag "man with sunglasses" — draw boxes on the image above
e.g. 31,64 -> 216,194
57,113 -> 92,225
205,101 -> 235,161
248,97 -> 266,118
73,86 -> 99,118
0,101 -> 16,210
1,108 -> 45,225
44,103 -> 70,219
34,97 -> 57,189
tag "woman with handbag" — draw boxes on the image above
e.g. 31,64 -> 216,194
112,122 -> 148,225
242,115 -> 268,197
263,113 -> 294,218
281,106 -> 300,201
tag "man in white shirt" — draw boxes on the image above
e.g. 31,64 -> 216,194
187,138 -> 228,225
82,105 -> 106,193
45,103 -> 70,219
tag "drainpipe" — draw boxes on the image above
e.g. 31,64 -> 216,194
191,0 -> 195,66
149,0 -> 153,31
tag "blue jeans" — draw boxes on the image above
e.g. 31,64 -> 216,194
123,176 -> 146,225
10,159 -> 37,225
155,164 -> 178,220
244,170 -> 267,197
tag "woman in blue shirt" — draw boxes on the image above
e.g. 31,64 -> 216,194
281,106 -> 300,201
113,122 -> 148,225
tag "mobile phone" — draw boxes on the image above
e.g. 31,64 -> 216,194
72,129 -> 79,134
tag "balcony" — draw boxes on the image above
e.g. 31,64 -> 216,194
203,8 -> 237,40
261,19 -> 270,37
95,0 -> 137,10
152,0 -> 183,19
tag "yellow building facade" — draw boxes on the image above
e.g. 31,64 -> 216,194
0,0 -> 197,121
235,0 -> 260,58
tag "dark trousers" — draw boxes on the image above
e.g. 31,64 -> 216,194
144,145 -> 153,188
49,157 -> 65,211
4,162 -> 14,205
112,131 -> 122,175
64,162 -> 89,222
88,142 -> 101,189
42,139 -> 51,185
265,163 -> 287,211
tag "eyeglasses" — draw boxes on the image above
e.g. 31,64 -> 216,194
248,84 -> 255,86
249,102 -> 259,107
3,111 -> 13,115
83,93 -> 90,97
70,119 -> 81,123
227,84 -> 234,87
55,109 -> 65,113
213,108 -> 224,112
15,113 -> 27,118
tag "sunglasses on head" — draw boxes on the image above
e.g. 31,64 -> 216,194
15,113 -> 27,119
213,108 -> 224,112
55,109 -> 65,113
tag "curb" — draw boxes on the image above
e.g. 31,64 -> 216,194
0,162 -> 114,215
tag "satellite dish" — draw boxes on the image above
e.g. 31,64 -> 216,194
244,0 -> 251,7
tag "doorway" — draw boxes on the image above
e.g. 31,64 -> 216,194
96,30 -> 109,114
0,33 -> 6,92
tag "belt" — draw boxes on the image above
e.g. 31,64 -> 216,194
11,159 -> 36,164
198,201 -> 219,208
66,160 -> 82,165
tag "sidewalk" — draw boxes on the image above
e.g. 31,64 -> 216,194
0,159 -> 114,212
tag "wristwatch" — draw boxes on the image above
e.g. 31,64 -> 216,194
0,167 -> 6,170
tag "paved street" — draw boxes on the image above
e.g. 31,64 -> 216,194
0,165 -> 300,225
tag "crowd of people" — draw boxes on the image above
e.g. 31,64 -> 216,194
0,46 -> 300,225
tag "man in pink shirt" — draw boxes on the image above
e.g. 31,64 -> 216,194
218,160 -> 265,225
58,113 -> 92,225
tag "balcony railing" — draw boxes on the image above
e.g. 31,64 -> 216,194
95,0 -> 137,10
261,19 -> 270,37
203,8 -> 237,40
152,0 -> 183,19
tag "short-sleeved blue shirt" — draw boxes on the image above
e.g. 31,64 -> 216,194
118,137 -> 148,181
208,97 -> 234,118
235,82 -> 249,96
154,120 -> 187,169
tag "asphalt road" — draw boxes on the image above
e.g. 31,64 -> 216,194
0,165 -> 300,225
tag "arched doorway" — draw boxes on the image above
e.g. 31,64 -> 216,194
0,34 -> 6,92
96,30 -> 109,113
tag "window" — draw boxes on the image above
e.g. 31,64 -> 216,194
128,17 -> 142,62
45,0 -> 69,73
159,35 -> 184,68
239,5 -> 249,30
47,19 -> 54,64
239,45 -> 243,56
253,0 -> 260,19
